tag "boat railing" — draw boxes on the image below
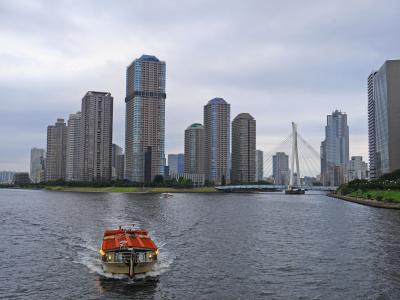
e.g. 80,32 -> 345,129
118,224 -> 135,231
105,250 -> 156,264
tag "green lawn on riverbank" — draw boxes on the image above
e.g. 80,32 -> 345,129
44,186 -> 216,193
44,186 -> 141,192
349,190 -> 400,202
148,187 -> 216,193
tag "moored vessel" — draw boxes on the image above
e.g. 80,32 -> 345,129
285,188 -> 306,195
99,225 -> 158,277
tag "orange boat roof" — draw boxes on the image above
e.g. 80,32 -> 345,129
101,229 -> 158,251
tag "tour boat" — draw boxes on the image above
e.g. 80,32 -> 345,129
285,188 -> 306,195
99,225 -> 158,277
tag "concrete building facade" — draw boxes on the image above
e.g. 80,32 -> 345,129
272,152 -> 289,185
0,171 -> 16,184
112,144 -> 123,180
368,71 -> 377,179
345,156 -> 368,183
80,91 -> 113,181
116,154 -> 125,180
231,113 -> 256,183
204,98 -> 230,185
45,118 -> 67,182
13,173 -> 31,185
125,54 -> 166,183
169,173 -> 205,187
255,149 -> 264,182
30,147 -> 45,183
368,60 -> 400,178
184,123 -> 205,176
66,112 -> 81,181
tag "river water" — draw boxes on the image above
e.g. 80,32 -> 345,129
1,189 -> 400,299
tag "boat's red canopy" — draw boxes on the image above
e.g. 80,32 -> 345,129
101,229 -> 157,251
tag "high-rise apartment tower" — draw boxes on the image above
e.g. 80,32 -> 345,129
273,152 -> 289,185
30,147 -> 45,183
168,154 -> 184,175
125,55 -> 166,183
66,112 -> 81,181
184,123 -> 205,176
368,60 -> 400,178
112,144 -> 123,180
204,98 -> 230,184
80,91 -> 113,181
255,149 -> 264,182
231,113 -> 256,183
45,118 -> 67,182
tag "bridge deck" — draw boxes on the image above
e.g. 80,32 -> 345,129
214,185 -> 337,191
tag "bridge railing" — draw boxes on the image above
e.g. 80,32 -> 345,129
214,184 -> 337,191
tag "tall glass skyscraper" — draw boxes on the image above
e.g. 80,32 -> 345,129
368,60 -> 400,178
168,154 -> 184,175
320,110 -> 349,186
125,55 -> 166,183
204,98 -> 230,184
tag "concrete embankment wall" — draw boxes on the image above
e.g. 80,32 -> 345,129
328,193 -> 400,210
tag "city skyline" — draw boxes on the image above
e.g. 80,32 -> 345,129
1,1 -> 400,171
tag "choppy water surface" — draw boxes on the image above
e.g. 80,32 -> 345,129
1,189 -> 400,299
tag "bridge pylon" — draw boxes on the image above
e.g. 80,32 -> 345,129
289,122 -> 301,188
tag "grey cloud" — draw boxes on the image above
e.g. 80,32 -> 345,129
1,0 -> 398,170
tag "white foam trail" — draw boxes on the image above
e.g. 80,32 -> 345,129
74,252 -> 126,279
75,242 -> 174,280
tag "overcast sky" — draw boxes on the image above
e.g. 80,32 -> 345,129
0,0 -> 399,172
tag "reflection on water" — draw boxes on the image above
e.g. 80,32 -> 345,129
95,276 -> 159,297
0,189 -> 400,299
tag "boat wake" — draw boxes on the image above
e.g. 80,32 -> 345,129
73,237 -> 174,281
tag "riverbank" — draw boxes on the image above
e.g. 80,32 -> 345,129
328,193 -> 400,210
42,186 -> 218,193
349,190 -> 400,202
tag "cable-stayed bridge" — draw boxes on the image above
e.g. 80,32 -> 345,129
216,122 -> 337,192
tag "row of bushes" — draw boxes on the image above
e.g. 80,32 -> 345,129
8,176 -> 205,189
351,190 -> 398,203
338,169 -> 400,195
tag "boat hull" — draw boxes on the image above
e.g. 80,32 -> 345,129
285,189 -> 305,195
102,261 -> 156,275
